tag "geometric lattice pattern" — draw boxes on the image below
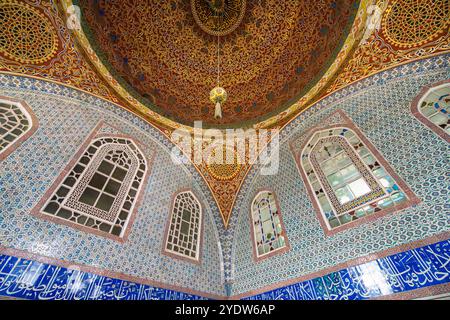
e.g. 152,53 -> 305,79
40,137 -> 147,238
165,191 -> 202,261
0,1 -> 58,64
300,127 -> 409,230
0,100 -> 30,154
251,191 -> 286,257
418,83 -> 450,134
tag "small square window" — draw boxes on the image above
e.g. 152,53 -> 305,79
112,167 -> 127,181
88,173 -> 108,190
104,180 -> 121,196
98,160 -> 114,175
96,193 -> 115,212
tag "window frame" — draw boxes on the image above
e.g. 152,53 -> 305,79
0,95 -> 39,161
249,189 -> 290,262
410,79 -> 450,142
32,122 -> 152,243
162,189 -> 204,264
291,110 -> 420,236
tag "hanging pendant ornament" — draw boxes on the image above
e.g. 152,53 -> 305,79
210,32 -> 227,119
210,86 -> 227,119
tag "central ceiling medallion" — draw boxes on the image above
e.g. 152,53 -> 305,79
191,0 -> 247,36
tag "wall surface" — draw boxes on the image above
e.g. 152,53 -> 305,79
0,54 -> 449,300
0,75 -> 225,298
230,54 -> 450,297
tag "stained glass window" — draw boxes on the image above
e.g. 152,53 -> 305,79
0,99 -> 33,156
417,82 -> 450,135
165,191 -> 202,261
40,136 -> 148,238
301,127 -> 409,230
251,191 -> 287,258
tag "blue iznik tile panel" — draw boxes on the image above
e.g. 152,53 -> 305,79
0,254 -> 207,300
0,79 -> 225,296
229,54 -> 450,296
244,240 -> 450,300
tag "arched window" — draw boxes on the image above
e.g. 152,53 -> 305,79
164,190 -> 202,262
35,134 -> 148,240
0,96 -> 38,160
294,110 -> 419,235
251,190 -> 289,260
411,80 -> 449,141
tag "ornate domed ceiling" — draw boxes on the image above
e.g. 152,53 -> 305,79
77,0 -> 359,128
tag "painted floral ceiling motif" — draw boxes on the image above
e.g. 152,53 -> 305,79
77,0 -> 359,128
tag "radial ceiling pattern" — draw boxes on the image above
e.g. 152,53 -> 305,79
78,0 -> 359,127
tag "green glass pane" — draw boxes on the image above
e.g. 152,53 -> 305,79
88,173 -> 108,190
335,186 -> 354,204
355,209 -> 366,218
363,154 -> 376,166
262,220 -> 274,235
335,152 -> 352,168
273,215 -> 281,226
79,187 -> 100,206
363,206 -> 375,215
321,159 -> 337,175
278,236 -> 285,247
344,131 -> 355,139
312,181 -> 322,192
377,197 -> 394,209
272,240 -> 280,250
373,167 -> 387,178
379,176 -> 394,188
358,147 -> 370,157
276,223 -> 282,234
338,213 -> 353,224
348,135 -> 360,145
318,195 -> 332,212
255,230 -> 262,242
260,207 -> 271,221
391,191 -> 406,203
258,245 -> 265,255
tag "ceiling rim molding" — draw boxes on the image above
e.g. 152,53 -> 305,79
60,0 -> 371,133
